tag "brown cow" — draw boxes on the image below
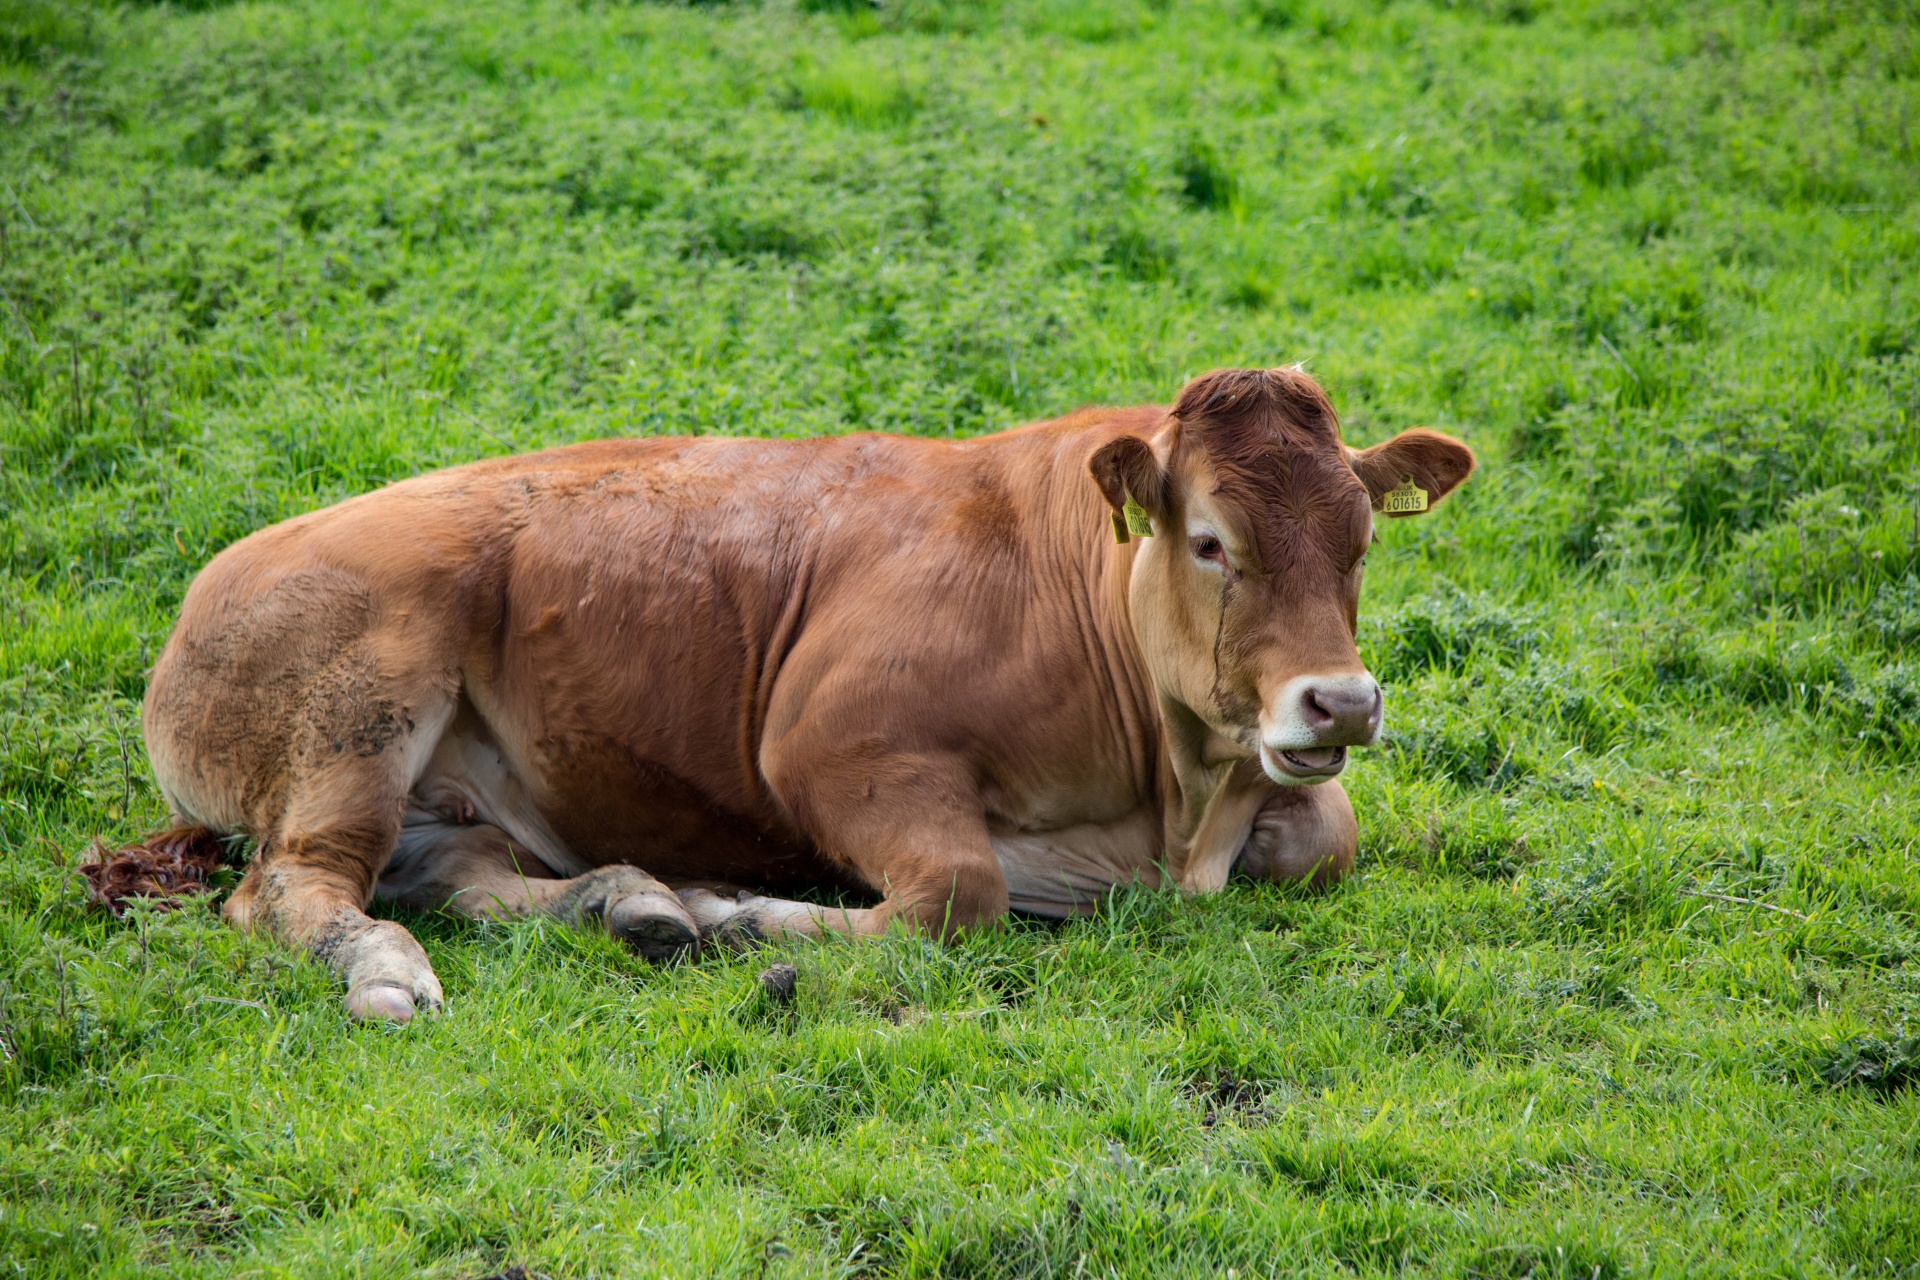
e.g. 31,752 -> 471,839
137,367 -> 1473,1021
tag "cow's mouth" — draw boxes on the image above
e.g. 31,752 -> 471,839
1261,742 -> 1347,781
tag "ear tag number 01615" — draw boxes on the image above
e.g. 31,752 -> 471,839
1382,478 -> 1428,514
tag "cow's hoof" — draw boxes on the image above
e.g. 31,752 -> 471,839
344,980 -> 422,1024
707,906 -> 768,953
336,919 -> 444,1023
607,892 -> 700,963
674,888 -> 768,951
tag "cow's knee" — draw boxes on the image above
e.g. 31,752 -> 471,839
882,857 -> 1009,939
1233,780 -> 1357,890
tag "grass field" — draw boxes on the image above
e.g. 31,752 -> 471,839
4,0 -> 1920,1274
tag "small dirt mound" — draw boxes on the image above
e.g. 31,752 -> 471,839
1187,1069 -> 1276,1126
78,826 -> 227,917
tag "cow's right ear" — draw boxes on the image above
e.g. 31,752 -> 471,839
1089,434 -> 1171,539
1347,429 -> 1476,518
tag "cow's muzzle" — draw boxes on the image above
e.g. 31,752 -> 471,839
1258,673 -> 1382,785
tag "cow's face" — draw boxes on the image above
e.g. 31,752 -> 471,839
1091,367 -> 1475,785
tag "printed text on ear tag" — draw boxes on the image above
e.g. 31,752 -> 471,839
1382,479 -> 1428,513
1122,498 -> 1153,538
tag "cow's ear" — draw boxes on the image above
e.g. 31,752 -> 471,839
1089,434 -> 1171,532
1348,429 -> 1476,518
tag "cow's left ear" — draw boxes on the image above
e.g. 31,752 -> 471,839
1089,433 -> 1171,532
1347,429 -> 1476,517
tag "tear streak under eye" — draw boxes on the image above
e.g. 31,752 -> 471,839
1208,574 -> 1231,713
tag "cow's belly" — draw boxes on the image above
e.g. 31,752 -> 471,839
989,807 -> 1165,918
410,699 -> 856,893
421,688 -> 1168,907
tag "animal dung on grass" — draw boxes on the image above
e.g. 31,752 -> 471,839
759,962 -> 799,1003
78,826 -> 227,917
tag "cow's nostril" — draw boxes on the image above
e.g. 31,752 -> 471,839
1286,678 -> 1383,747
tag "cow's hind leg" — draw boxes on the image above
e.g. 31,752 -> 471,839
214,634 -> 472,1024
223,750 -> 447,1025
377,816 -> 699,961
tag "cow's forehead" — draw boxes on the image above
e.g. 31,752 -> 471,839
1184,428 -> 1368,572
1163,366 -> 1370,572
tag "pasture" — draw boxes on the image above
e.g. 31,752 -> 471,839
3,0 -> 1919,1274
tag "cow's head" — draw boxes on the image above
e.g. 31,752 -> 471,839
1090,367 -> 1474,785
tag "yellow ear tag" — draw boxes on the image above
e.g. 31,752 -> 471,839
1123,497 -> 1153,538
1382,478 -> 1428,514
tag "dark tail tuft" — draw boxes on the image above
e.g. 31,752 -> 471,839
79,826 -> 228,917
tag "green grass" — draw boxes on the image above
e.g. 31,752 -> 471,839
3,0 -> 1919,1274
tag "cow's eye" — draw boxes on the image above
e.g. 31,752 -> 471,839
1190,534 -> 1225,566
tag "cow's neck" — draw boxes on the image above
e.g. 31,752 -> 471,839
1152,693 -> 1270,891
1071,437 -> 1260,891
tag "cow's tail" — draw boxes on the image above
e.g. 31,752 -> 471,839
79,825 -> 232,918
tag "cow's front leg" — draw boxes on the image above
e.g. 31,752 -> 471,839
692,744 -> 1008,946
674,887 -> 874,944
1232,779 -> 1357,889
